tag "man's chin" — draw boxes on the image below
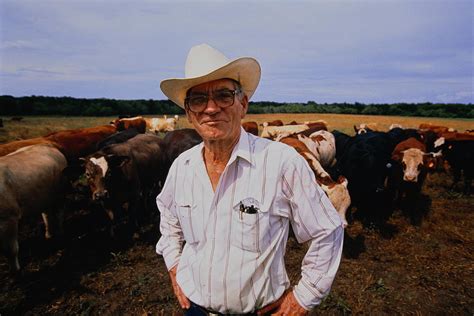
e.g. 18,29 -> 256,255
201,131 -> 225,141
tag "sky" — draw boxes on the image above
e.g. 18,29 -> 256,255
0,0 -> 472,104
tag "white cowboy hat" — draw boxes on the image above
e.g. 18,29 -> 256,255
160,43 -> 261,109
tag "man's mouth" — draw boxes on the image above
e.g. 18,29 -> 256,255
202,120 -> 225,124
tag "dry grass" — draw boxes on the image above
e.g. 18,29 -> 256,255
0,113 -> 472,144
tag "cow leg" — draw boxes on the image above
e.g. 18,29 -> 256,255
464,168 -> 472,195
105,207 -> 115,237
0,218 -> 21,272
56,207 -> 65,236
127,193 -> 144,238
450,167 -> 461,191
41,213 -> 52,239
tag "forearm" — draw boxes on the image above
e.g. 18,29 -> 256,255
293,224 -> 344,309
156,201 -> 184,270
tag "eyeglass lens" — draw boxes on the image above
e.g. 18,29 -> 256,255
187,89 -> 237,112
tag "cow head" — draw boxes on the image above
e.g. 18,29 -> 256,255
319,175 -> 351,228
82,154 -> 130,201
399,148 -> 425,182
355,124 -> 372,135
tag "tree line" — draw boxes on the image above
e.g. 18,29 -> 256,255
0,95 -> 472,118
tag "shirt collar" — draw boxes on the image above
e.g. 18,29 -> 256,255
229,127 -> 253,166
186,127 -> 254,167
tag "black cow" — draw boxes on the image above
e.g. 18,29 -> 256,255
160,129 -> 202,185
441,139 -> 474,195
387,128 -> 423,148
96,128 -> 140,150
82,134 -> 165,235
332,131 -> 395,224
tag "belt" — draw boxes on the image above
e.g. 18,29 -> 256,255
185,290 -> 289,316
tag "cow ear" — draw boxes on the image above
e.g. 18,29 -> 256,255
353,125 -> 358,133
79,157 -> 87,167
337,175 -> 348,187
391,152 -> 402,162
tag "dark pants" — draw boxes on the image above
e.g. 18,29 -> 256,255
185,301 -> 259,316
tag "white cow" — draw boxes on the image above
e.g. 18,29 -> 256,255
146,115 -> 179,133
261,124 -> 309,140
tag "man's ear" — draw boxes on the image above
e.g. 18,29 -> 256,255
185,107 -> 193,123
240,95 -> 249,118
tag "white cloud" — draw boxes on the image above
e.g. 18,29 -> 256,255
1,40 -> 38,49
1,0 -> 472,103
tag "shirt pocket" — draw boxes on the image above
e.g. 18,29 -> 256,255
231,197 -> 270,253
176,203 -> 201,245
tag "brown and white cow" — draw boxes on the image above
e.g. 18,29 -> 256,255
260,119 -> 284,127
318,176 -> 351,228
261,124 -> 309,140
111,116 -> 147,133
146,115 -> 179,133
389,123 -> 403,130
44,124 -> 117,162
0,137 -> 58,157
387,137 -> 432,222
304,130 -> 337,168
242,121 -> 258,136
304,120 -> 328,131
354,123 -> 379,134
419,123 -> 456,136
0,144 -> 68,271
279,136 -> 351,227
391,137 -> 427,182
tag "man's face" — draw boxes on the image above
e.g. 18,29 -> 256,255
185,79 -> 248,143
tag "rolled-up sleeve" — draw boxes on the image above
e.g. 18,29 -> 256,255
156,161 -> 184,271
281,154 -> 344,310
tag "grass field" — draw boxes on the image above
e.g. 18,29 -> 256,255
0,113 -> 472,143
0,113 -> 473,315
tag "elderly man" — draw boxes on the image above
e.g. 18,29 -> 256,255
156,44 -> 343,315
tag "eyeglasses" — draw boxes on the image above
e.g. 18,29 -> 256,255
185,89 -> 241,113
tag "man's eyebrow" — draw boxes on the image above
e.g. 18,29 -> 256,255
189,87 -> 233,95
188,91 -> 208,96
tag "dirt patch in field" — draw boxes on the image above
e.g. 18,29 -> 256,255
1,171 -> 472,315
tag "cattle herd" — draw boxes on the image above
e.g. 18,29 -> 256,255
0,115 -> 473,274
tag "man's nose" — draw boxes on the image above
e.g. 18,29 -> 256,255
203,97 -> 221,113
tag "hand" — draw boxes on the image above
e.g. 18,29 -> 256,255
169,265 -> 191,309
270,291 -> 308,316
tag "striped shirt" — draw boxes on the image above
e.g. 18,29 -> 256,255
156,128 -> 344,313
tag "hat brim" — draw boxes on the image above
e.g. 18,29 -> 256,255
160,57 -> 261,109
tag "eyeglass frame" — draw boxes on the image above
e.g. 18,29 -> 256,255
184,88 -> 243,113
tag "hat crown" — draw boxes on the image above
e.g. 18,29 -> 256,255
185,44 -> 231,78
